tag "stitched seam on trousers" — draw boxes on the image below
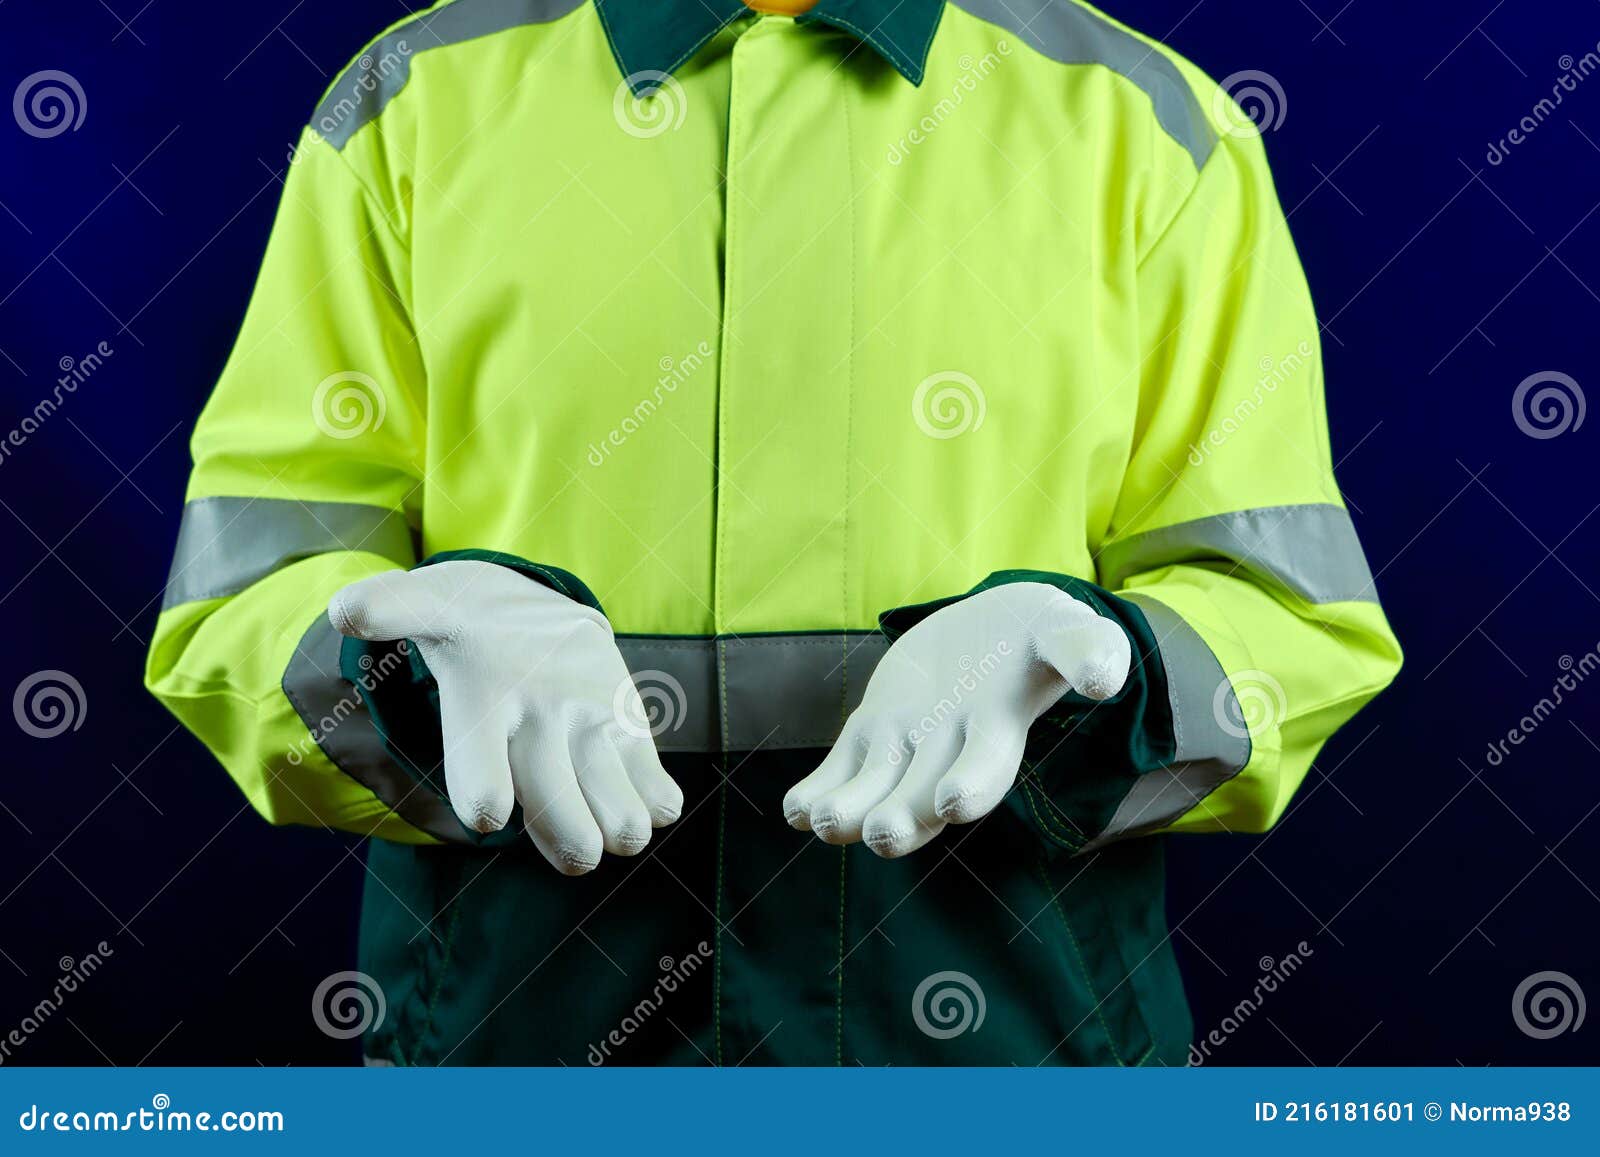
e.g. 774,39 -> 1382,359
1088,859 -> 1161,1059
1033,857 -> 1127,1066
418,897 -> 463,1064
835,846 -> 847,1066
713,777 -> 727,1066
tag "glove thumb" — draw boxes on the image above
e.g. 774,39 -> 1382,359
327,569 -> 437,642
1031,596 -> 1131,701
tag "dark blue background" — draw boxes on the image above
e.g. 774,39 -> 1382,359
1,1 -> 1596,1066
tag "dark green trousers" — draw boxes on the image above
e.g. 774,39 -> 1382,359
359,751 -> 1192,1066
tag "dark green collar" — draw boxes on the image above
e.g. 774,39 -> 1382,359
596,0 -> 946,92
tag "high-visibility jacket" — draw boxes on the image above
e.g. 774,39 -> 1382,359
147,0 -> 1401,1065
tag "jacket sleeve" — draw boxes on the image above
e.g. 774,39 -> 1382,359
882,126 -> 1402,856
145,126 -> 451,844
1082,124 -> 1402,846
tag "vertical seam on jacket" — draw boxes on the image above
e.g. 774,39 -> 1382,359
835,846 -> 847,1066
1033,857 -> 1127,1065
840,79 -> 858,727
713,774 -> 728,1066
836,84 -> 858,1071
717,637 -> 730,751
712,23 -> 742,663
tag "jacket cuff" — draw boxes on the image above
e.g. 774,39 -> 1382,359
336,549 -> 604,846
879,569 -> 1249,855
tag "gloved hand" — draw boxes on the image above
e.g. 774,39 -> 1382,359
783,582 -> 1131,858
328,560 -> 683,875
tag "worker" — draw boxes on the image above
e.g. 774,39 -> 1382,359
147,0 -> 1401,1065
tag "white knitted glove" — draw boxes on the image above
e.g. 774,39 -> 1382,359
328,560 -> 682,875
783,582 -> 1130,857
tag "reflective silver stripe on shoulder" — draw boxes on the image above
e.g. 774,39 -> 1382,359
312,0 -> 587,150
283,613 -> 470,842
1096,503 -> 1378,606
1081,591 -> 1249,851
162,497 -> 416,610
615,633 -> 890,752
950,0 -> 1216,169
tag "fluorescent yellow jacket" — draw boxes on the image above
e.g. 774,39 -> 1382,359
148,0 -> 1400,854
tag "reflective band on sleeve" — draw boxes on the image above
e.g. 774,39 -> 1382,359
282,612 -> 470,843
312,0 -> 587,150
162,497 -> 417,610
1095,503 -> 1378,606
1082,592 -> 1250,850
951,0 -> 1216,169
615,632 -> 889,752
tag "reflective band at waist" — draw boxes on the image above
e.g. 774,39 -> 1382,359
616,633 -> 890,753
283,625 -> 894,845
162,497 -> 416,610
1095,503 -> 1378,606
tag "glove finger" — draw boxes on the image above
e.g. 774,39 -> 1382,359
933,720 -> 1027,824
810,733 -> 912,846
1034,609 -> 1131,701
437,691 -> 515,834
511,722 -> 605,876
782,723 -> 868,831
572,729 -> 654,857
862,727 -> 960,858
615,735 -> 683,827
328,568 -> 441,642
